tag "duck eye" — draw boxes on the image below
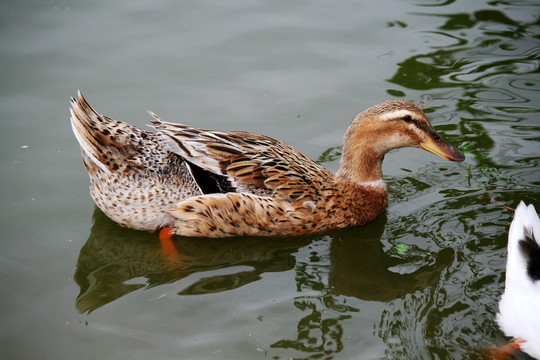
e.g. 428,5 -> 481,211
433,133 -> 441,142
403,115 -> 413,122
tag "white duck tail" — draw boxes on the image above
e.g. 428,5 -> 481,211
497,201 -> 540,359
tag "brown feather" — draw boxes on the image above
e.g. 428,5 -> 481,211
72,93 -> 463,237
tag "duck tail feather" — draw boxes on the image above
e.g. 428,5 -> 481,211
69,91 -> 140,173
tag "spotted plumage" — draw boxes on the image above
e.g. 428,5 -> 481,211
70,91 -> 464,238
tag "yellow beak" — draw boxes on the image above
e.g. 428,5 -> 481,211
420,128 -> 465,162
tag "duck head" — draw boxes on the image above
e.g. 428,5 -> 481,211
336,100 -> 464,183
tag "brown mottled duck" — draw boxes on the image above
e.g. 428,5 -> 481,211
70,91 -> 464,238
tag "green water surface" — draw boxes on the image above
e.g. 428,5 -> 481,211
1,1 -> 539,359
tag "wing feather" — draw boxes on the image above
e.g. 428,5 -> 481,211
151,117 -> 332,201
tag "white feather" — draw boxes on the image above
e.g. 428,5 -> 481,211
497,201 -> 540,359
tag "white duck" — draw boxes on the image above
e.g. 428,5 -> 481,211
497,201 -> 540,359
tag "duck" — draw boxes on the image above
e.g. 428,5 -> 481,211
70,91 -> 464,238
496,201 -> 540,359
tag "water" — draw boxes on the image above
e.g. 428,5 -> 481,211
1,1 -> 539,359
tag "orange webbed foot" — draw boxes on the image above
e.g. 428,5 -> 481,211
490,339 -> 524,360
159,227 -> 179,258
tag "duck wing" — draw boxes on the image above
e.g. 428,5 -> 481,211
150,114 -> 333,202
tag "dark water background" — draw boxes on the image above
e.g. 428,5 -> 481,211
1,1 -> 539,359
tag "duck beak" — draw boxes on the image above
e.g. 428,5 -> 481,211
420,128 -> 465,162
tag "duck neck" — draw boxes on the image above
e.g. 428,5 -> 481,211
335,141 -> 385,185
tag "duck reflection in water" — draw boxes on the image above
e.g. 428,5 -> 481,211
328,217 -> 454,302
75,207 -> 455,360
74,207 -> 312,314
75,208 -> 453,316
